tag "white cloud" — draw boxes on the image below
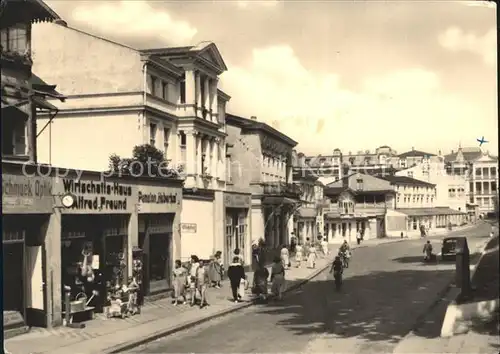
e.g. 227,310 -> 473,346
70,1 -> 197,46
221,45 -> 484,154
236,0 -> 280,9
438,26 -> 496,67
460,1 -> 496,9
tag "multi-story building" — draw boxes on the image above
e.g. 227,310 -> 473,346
445,146 -> 499,217
292,165 -> 320,244
395,155 -> 468,213
303,146 -> 401,184
225,114 -> 300,254
397,148 -> 436,169
381,175 -> 466,237
323,172 -> 396,243
32,22 -> 233,262
1,0 -> 64,334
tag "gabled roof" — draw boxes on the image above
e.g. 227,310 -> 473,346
141,42 -> 228,74
398,150 -> 436,158
324,186 -> 357,196
225,113 -> 297,147
444,148 -> 483,163
379,175 -> 435,188
1,0 -> 61,27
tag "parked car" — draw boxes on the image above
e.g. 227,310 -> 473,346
441,237 -> 459,261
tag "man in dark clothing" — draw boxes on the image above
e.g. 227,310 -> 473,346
330,255 -> 343,275
227,256 -> 246,303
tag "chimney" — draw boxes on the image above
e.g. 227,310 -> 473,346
451,150 -> 454,154
250,116 -> 257,120
412,146 -> 415,151
438,150 -> 442,156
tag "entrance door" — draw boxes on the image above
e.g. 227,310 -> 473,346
3,241 -> 25,328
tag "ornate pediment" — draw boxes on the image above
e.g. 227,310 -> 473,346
195,42 -> 228,73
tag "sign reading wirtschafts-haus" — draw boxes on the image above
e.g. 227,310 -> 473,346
55,177 -> 136,214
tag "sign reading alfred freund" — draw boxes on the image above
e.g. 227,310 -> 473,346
62,179 -> 132,210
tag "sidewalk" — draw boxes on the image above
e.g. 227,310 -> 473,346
392,236 -> 498,354
6,248 -> 339,354
3,229 -> 476,354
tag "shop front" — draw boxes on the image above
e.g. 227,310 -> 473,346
294,208 -> 316,244
224,192 -> 251,267
2,170 -> 54,332
137,182 -> 182,297
53,173 -> 136,315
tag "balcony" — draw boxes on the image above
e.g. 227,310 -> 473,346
262,182 -> 302,198
325,203 -> 386,217
356,203 -> 387,216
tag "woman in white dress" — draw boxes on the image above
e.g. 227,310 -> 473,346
295,242 -> 303,268
280,245 -> 290,269
307,241 -> 317,269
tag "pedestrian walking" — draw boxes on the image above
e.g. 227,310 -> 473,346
295,241 -> 303,268
271,256 -> 286,300
227,257 -> 246,303
356,229 -> 362,245
306,242 -> 317,269
196,260 -> 209,308
172,260 -> 187,305
320,236 -> 329,257
233,248 -> 244,266
251,242 -> 260,273
280,244 -> 290,269
188,255 -> 200,306
252,263 -> 269,302
208,254 -> 222,288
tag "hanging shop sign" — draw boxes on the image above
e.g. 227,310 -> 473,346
2,173 -> 53,214
224,193 -> 251,209
137,185 -> 181,213
55,177 -> 136,214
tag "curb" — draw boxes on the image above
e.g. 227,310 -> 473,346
104,262 -> 332,353
393,237 -> 492,351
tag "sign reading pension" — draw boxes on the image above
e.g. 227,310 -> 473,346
137,185 -> 181,213
55,177 -> 136,213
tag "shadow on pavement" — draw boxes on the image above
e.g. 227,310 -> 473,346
253,268 -> 455,346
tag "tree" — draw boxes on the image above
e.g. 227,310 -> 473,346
108,144 -> 183,178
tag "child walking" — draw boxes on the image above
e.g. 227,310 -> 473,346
172,260 -> 187,305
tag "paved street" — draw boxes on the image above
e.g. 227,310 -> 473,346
133,223 -> 491,353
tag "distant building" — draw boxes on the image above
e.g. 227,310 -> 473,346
380,175 -> 466,237
444,146 -> 498,217
395,156 -> 468,214
397,148 -> 436,169
323,172 -> 396,243
303,146 -> 401,182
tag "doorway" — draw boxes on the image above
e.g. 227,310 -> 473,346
3,241 -> 25,329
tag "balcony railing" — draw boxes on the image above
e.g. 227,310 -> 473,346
326,203 -> 386,216
356,204 -> 387,215
262,182 -> 302,198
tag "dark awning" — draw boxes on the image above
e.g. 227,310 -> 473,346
32,95 -> 58,111
262,196 -> 299,205
396,207 -> 465,217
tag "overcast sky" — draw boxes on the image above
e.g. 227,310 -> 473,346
45,0 -> 497,156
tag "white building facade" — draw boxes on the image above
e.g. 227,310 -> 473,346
395,157 -> 468,212
32,22 -> 230,261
